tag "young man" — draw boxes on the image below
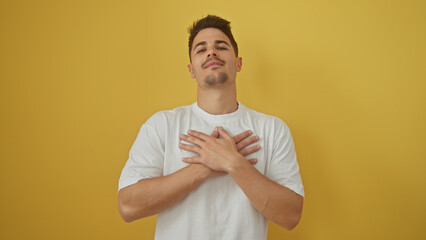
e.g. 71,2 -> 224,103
118,15 -> 304,240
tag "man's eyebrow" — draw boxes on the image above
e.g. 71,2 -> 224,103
193,40 -> 231,51
215,40 -> 230,47
193,41 -> 207,50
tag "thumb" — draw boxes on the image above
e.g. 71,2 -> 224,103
210,127 -> 219,138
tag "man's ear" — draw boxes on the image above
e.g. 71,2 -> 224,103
188,64 -> 195,78
236,57 -> 242,72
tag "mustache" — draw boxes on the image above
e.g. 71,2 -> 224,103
202,57 -> 226,68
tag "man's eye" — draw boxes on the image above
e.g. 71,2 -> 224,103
197,49 -> 206,53
217,47 -> 227,50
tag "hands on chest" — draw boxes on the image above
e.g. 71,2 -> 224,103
179,126 -> 261,175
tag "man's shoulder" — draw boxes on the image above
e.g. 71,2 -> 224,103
242,104 -> 288,127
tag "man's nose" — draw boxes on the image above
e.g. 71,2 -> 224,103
207,48 -> 217,58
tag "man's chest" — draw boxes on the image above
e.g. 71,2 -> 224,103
161,118 -> 270,175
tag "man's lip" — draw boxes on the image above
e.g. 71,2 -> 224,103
204,61 -> 223,68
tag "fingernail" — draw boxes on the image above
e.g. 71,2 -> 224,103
187,130 -> 192,134
254,159 -> 258,163
248,130 -> 253,134
214,127 -> 218,131
255,136 -> 259,140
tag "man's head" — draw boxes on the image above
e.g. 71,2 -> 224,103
187,15 -> 242,88
188,15 -> 239,62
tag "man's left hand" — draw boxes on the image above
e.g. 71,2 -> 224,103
179,127 -> 251,172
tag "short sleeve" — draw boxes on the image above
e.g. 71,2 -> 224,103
118,113 -> 165,192
266,118 -> 304,198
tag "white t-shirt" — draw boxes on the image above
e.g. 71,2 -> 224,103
119,102 -> 304,240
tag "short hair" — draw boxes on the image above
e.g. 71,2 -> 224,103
188,15 -> 239,61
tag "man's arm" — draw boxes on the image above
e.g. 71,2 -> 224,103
227,158 -> 303,230
179,127 -> 303,230
118,163 -> 215,222
118,130 -> 260,222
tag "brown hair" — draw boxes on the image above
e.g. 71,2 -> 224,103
188,15 -> 239,61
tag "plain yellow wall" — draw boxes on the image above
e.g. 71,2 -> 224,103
1,0 -> 425,239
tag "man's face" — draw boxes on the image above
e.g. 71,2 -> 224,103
188,28 -> 242,88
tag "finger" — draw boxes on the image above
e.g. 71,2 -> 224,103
179,143 -> 202,154
247,158 -> 258,165
218,126 -> 232,140
180,134 -> 205,147
210,128 -> 219,138
236,135 -> 259,151
182,156 -> 202,164
187,129 -> 211,141
239,145 -> 261,156
233,130 -> 253,144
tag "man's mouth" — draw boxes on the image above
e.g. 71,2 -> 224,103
202,57 -> 226,69
204,61 -> 223,68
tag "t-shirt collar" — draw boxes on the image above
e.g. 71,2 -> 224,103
191,101 -> 245,123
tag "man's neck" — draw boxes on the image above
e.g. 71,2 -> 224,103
196,84 -> 238,115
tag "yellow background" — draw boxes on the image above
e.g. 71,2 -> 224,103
1,0 -> 425,239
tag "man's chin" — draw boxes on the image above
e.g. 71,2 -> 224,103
205,72 -> 228,86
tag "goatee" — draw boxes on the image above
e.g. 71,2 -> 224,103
205,72 -> 228,86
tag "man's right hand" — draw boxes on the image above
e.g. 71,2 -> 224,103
198,129 -> 261,178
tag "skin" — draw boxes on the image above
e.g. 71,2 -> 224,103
119,27 -> 303,230
188,28 -> 242,115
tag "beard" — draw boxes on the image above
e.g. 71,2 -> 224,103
204,72 -> 228,86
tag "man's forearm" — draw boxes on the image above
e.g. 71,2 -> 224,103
228,157 -> 304,230
118,164 -> 211,222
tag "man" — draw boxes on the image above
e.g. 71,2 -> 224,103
118,15 -> 304,240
